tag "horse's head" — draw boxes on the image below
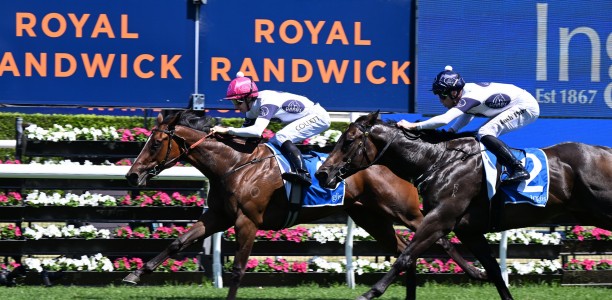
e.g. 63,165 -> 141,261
315,111 -> 383,188
125,110 -> 190,187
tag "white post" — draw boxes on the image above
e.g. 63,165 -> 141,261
499,230 -> 509,286
345,217 -> 356,288
212,232 -> 223,288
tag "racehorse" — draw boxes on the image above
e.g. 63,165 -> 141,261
315,111 -> 612,300
123,110 -> 486,300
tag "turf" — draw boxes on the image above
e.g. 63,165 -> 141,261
1,283 -> 610,300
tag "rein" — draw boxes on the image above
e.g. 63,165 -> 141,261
221,154 -> 276,180
151,126 -> 276,180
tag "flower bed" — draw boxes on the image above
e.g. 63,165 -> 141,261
16,190 -> 205,207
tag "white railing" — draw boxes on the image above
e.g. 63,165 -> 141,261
0,164 -> 203,181
0,140 -> 16,149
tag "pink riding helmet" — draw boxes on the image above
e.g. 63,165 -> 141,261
224,72 -> 259,100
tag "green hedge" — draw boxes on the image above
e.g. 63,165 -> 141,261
0,112 -> 349,160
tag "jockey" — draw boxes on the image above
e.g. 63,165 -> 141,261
396,66 -> 540,183
212,72 -> 331,186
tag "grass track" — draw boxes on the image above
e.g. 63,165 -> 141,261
1,283 -> 610,300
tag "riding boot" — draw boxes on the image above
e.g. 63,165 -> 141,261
480,135 -> 530,183
279,140 -> 312,186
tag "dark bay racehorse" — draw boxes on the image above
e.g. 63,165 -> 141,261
315,111 -> 612,300
123,110 -> 485,300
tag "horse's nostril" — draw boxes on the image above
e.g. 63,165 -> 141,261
125,173 -> 139,186
315,171 -> 327,183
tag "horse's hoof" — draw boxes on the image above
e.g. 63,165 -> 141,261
122,273 -> 140,285
355,296 -> 369,300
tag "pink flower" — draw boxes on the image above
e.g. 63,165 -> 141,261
246,258 -> 259,269
592,228 -> 611,240
291,262 -> 308,273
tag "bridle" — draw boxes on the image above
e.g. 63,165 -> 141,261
335,122 -> 399,180
147,127 -> 212,177
148,126 -> 274,180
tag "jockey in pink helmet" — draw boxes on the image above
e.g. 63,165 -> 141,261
212,72 -> 331,186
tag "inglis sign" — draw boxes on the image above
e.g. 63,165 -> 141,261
416,1 -> 612,118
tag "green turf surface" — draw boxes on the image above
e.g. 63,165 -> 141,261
1,283 -> 610,300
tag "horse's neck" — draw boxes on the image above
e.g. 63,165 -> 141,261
386,134 -> 477,179
184,133 -> 267,180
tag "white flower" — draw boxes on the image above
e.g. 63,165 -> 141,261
24,257 -> 43,272
24,124 -> 125,142
24,191 -> 118,207
23,254 -> 116,272
508,260 -> 561,275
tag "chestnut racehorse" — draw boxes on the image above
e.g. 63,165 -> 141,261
315,111 -> 612,300
123,110 -> 486,300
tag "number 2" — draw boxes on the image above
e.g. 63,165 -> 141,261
517,153 -> 543,193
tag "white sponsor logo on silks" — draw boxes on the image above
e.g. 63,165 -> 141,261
259,106 -> 270,117
294,116 -> 321,131
283,100 -> 305,113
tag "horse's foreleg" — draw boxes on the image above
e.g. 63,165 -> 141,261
346,206 -> 417,300
123,221 -> 208,285
358,217 -> 449,300
435,237 -> 487,280
226,216 -> 258,300
456,231 -> 513,300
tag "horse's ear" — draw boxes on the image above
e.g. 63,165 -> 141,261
156,112 -> 164,125
366,110 -> 380,126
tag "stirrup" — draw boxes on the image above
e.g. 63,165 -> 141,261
282,172 -> 312,186
502,169 -> 530,183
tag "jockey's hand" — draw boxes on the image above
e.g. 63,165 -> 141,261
211,126 -> 229,134
396,119 -> 417,130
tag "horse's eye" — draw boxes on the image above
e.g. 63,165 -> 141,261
341,139 -> 354,151
150,140 -> 161,151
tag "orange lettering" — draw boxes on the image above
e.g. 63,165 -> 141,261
121,14 -> 138,38
82,53 -> 115,77
55,53 -> 77,77
317,59 -> 349,83
392,61 -> 410,84
292,59 -> 312,82
120,54 -> 128,78
15,13 -> 36,37
255,19 -> 274,43
354,60 -> 361,84
160,55 -> 182,79
92,14 -> 115,38
42,13 -> 67,38
366,61 -> 385,84
0,52 -> 20,76
25,52 -> 47,77
279,20 -> 302,44
263,58 -> 284,82
68,13 -> 90,38
354,22 -> 371,46
133,54 -> 154,78
211,57 -> 231,81
304,21 -> 325,44
239,58 -> 259,81
326,21 -> 349,45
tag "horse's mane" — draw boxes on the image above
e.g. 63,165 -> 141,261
378,119 -> 477,144
167,110 -> 264,148
171,110 -> 216,131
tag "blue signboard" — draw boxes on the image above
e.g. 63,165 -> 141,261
199,0 -> 413,112
0,0 -> 196,108
416,0 -> 612,118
